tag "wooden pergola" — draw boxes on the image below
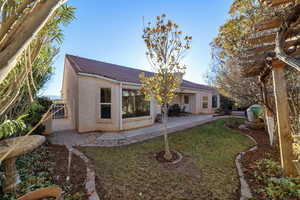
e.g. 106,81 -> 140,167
241,0 -> 300,176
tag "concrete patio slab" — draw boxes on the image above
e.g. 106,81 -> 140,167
49,115 -> 241,147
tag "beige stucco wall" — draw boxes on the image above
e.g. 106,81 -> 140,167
45,118 -> 74,133
156,88 -> 218,115
77,75 -> 120,132
122,116 -> 154,130
195,91 -> 214,114
168,88 -> 217,114
76,77 -> 155,133
47,59 -> 78,134
61,59 -> 78,130
171,93 -> 196,113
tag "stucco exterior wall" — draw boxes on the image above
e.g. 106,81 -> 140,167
122,116 -> 154,130
155,88 -> 218,116
169,88 -> 216,114
77,75 -> 120,132
49,58 -> 78,133
45,118 -> 74,133
196,92 -> 214,114
76,77 -> 156,132
171,93 -> 197,114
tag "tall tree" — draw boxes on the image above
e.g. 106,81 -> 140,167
208,0 -> 281,146
0,4 -> 75,118
212,0 -> 300,176
208,0 -> 268,105
140,14 -> 192,160
0,0 -> 66,83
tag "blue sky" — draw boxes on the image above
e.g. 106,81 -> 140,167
42,0 -> 232,96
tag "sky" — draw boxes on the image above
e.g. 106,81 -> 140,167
42,0 -> 232,97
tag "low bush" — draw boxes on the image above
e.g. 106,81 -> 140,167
252,158 -> 300,200
265,177 -> 300,199
24,97 -> 52,134
0,115 -> 27,140
0,144 -> 87,200
225,118 -> 244,129
0,144 -> 55,199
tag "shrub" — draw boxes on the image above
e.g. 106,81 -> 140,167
225,119 -> 244,129
265,177 -> 300,200
0,115 -> 27,140
24,97 -> 52,134
254,159 -> 283,184
252,158 -> 300,200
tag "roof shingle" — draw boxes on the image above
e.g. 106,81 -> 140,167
66,54 -> 213,91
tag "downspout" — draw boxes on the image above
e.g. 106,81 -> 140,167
119,82 -> 123,131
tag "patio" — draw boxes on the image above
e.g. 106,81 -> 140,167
48,114 -> 228,147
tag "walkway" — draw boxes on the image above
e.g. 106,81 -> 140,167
49,115 -> 237,147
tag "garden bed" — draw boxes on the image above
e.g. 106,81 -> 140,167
0,142 -> 89,200
227,122 -> 300,200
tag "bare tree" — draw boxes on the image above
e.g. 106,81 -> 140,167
140,14 -> 192,160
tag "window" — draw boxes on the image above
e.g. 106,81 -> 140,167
52,104 -> 66,119
184,95 -> 189,104
100,88 -> 111,119
202,96 -> 208,109
212,95 -> 218,108
122,89 -> 150,118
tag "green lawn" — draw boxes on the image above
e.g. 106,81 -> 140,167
80,118 -> 253,200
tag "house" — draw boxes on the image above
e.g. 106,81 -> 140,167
46,54 -> 220,133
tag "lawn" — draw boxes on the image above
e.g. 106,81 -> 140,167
80,118 -> 254,200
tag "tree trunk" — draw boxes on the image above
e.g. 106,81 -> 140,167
3,157 -> 20,191
272,66 -> 298,176
162,104 -> 172,160
0,0 -> 65,83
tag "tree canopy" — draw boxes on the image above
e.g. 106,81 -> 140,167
0,3 -> 75,119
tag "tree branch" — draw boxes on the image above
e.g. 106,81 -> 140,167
0,0 -> 66,83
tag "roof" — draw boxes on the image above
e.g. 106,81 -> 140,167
66,54 -> 213,91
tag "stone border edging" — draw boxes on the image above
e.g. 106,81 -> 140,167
235,132 -> 258,200
172,150 -> 183,164
66,146 -> 100,200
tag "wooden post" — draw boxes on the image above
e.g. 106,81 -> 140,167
272,65 -> 297,176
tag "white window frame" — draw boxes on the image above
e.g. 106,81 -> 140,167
100,88 -> 112,119
202,96 -> 209,109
